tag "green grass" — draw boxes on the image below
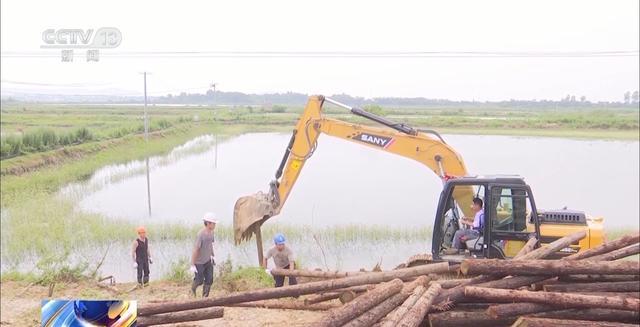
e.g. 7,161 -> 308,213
163,258 -> 191,283
0,103 -> 637,275
215,258 -> 274,291
604,227 -> 639,242
0,269 -> 39,282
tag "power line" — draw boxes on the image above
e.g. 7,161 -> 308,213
1,80 -> 210,97
1,50 -> 638,58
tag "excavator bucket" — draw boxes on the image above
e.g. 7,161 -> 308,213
233,191 -> 277,244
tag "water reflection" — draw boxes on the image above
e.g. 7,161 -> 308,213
64,133 -> 639,229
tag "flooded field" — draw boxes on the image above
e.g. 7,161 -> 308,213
65,133 -> 639,227
51,133 -> 640,281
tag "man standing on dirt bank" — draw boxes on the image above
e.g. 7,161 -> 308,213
263,233 -> 297,287
132,226 -> 152,287
190,212 -> 217,297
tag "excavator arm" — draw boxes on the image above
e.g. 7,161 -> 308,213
233,95 -> 475,245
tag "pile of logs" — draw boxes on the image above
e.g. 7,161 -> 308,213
136,231 -> 639,326
429,231 -> 640,327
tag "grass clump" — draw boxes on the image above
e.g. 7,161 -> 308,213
164,258 -> 191,284
1,251 -> 91,285
0,270 -> 39,283
1,127 -> 94,159
35,251 -> 90,285
215,257 -> 273,292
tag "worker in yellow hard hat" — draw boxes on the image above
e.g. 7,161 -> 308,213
132,226 -> 152,287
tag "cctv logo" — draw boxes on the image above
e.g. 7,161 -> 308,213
41,27 -> 122,49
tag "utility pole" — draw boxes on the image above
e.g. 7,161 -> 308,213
142,72 -> 152,217
214,134 -> 218,168
144,72 -> 149,141
211,82 -> 218,169
210,82 -> 217,118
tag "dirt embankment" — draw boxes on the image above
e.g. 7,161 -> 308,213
0,128 -> 171,177
0,281 -> 322,326
0,141 -> 114,176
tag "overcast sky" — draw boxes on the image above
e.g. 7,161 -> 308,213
1,0 -> 639,101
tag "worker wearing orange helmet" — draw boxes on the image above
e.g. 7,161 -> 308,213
132,226 -> 152,287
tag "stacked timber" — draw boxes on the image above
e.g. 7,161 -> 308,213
135,231 -> 639,326
136,262 -> 450,325
430,231 -> 640,327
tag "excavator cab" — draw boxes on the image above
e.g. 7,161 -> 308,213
432,176 -> 541,262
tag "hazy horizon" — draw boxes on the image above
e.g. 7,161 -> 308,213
2,0 -> 639,102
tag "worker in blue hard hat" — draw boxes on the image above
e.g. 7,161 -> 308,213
262,233 -> 297,287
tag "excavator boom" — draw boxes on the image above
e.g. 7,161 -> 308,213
233,95 -> 474,244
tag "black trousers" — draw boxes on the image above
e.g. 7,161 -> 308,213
274,265 -> 298,288
192,261 -> 214,296
136,259 -> 149,284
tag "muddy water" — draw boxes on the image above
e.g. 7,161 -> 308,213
65,133 -> 639,228
56,133 -> 638,281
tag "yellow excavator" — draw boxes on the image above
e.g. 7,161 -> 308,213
234,95 -> 605,264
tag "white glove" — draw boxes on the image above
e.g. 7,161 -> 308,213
190,265 -> 197,274
265,269 -> 271,275
133,262 -> 138,269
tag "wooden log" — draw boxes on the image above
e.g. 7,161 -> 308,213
339,290 -> 358,303
467,271 -> 638,316
460,261 -> 638,301
518,230 -> 587,261
543,281 -> 640,293
530,277 -> 560,291
586,243 -> 640,261
559,274 -> 640,283
397,283 -> 441,327
474,275 -> 547,291
342,276 -> 430,327
511,317 -> 638,327
305,285 -> 375,305
314,279 -> 403,327
229,300 -> 337,311
515,237 -> 539,259
565,233 -> 639,260
435,278 -> 471,289
570,292 -> 640,299
465,286 -> 640,311
138,262 -> 449,316
438,235 -> 639,315
487,302 -> 557,318
334,284 -> 376,293
460,259 -> 639,276
428,310 -> 517,327
432,274 -> 500,310
270,268 -> 364,278
304,292 -> 341,305
453,232 -> 623,294
534,308 -> 640,324
137,307 -> 224,327
455,302 -> 500,310
432,231 -> 585,309
379,284 -> 428,327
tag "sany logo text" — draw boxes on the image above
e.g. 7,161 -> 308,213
351,133 -> 395,148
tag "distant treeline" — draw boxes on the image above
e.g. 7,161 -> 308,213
2,90 -> 639,108
152,90 -> 640,108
